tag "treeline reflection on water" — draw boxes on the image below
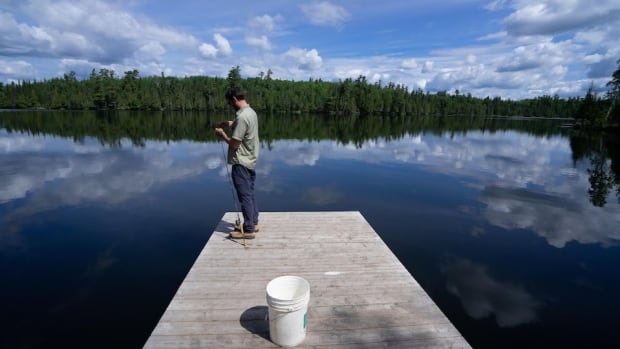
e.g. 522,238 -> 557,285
1,110 -> 619,207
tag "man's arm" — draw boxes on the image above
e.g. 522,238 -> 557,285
215,128 -> 242,149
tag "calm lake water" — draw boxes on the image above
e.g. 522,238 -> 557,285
1,111 -> 619,348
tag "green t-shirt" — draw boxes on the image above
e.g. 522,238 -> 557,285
228,105 -> 259,169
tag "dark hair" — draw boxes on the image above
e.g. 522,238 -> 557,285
225,86 -> 245,101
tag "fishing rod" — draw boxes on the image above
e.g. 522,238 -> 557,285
219,139 -> 242,228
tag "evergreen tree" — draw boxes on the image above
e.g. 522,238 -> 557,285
606,59 -> 620,121
575,85 -> 607,128
227,66 -> 242,88
121,69 -> 140,109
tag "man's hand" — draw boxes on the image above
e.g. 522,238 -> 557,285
217,120 -> 232,128
215,126 -> 241,149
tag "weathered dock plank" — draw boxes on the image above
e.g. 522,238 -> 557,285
144,211 -> 470,348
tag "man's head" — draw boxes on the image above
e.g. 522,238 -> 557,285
225,87 -> 246,110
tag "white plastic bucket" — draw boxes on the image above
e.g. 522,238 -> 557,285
266,276 -> 310,347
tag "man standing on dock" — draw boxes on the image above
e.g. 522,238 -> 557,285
215,87 -> 260,239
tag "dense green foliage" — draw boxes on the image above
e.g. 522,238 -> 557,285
574,85 -> 609,128
0,67 -> 582,117
573,59 -> 620,128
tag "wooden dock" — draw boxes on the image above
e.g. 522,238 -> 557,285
144,211 -> 471,348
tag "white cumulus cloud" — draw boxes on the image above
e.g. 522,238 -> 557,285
249,14 -> 282,32
301,1 -> 351,27
503,0 -> 620,37
401,58 -> 418,69
246,35 -> 272,51
0,0 -> 199,64
213,33 -> 232,56
199,43 -> 218,59
285,47 -> 323,70
0,60 -> 35,76
199,33 -> 232,59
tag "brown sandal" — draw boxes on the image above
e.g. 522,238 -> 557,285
229,231 -> 256,239
234,224 -> 260,233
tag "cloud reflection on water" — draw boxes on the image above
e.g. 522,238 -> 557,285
0,136 -> 225,247
266,132 -> 619,248
480,186 -> 620,247
442,258 -> 542,327
2,129 -> 619,249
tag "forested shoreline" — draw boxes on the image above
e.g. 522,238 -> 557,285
0,67 -> 585,118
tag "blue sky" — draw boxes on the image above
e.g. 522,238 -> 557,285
1,0 -> 619,100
